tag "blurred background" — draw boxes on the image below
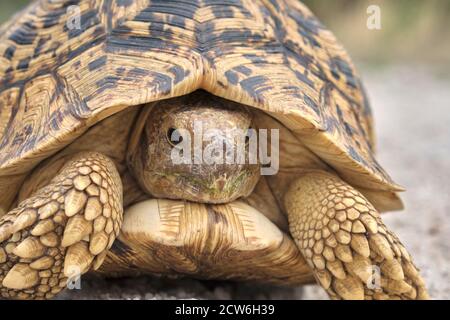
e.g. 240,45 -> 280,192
305,0 -> 450,67
1,0 -> 449,300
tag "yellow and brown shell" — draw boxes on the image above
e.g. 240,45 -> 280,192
0,0 -> 402,212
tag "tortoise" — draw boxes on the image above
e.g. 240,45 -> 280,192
0,0 -> 428,300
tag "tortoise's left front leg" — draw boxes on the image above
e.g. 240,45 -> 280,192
284,171 -> 428,300
0,152 -> 123,299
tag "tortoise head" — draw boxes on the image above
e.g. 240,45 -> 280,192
128,91 -> 260,204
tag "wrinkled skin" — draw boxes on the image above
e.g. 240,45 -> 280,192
128,91 -> 261,204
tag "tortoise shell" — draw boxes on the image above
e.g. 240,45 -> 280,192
0,0 -> 402,212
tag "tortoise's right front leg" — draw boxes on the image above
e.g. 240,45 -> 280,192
284,171 -> 428,300
0,152 -> 123,299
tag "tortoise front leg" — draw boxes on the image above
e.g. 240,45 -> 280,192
98,199 -> 313,285
284,171 -> 428,300
0,152 -> 123,299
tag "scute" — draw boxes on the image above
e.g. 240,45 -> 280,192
0,0 -> 401,212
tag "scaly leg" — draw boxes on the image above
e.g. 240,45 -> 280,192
0,152 -> 123,299
284,171 -> 428,300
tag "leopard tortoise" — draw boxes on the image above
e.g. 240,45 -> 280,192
0,0 -> 428,300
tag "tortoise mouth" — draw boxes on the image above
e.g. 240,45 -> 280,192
145,167 -> 260,204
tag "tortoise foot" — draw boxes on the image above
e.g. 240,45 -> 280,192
285,171 -> 429,300
0,152 -> 123,299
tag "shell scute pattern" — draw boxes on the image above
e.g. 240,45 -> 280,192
0,0 -> 397,194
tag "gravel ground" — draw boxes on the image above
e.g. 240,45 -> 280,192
60,66 -> 450,300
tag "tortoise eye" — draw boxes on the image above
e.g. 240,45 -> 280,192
167,128 -> 183,146
245,128 -> 254,145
